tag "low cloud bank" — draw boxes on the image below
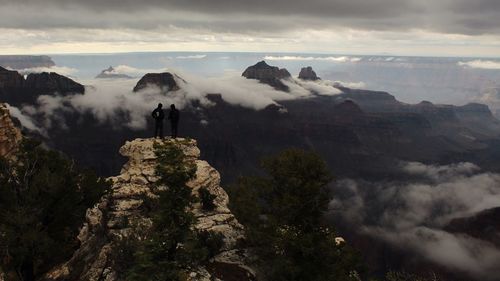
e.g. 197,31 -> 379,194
329,161 -> 500,279
458,60 -> 500,70
173,55 -> 207,60
19,70 -> 348,131
264,55 -> 362,63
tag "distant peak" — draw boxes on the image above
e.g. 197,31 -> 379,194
298,66 -> 320,80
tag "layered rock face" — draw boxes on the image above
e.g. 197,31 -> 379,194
0,103 -> 22,159
45,138 -> 253,281
242,61 -> 291,91
298,66 -> 320,80
133,72 -> 181,92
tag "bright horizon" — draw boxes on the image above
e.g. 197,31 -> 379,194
1,0 -> 500,57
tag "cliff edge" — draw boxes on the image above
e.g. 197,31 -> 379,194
44,138 -> 254,281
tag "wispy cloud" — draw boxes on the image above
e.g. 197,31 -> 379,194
5,103 -> 47,136
264,55 -> 362,62
458,60 -> 500,70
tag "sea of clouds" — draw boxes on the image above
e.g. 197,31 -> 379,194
329,161 -> 500,279
8,66 -> 363,133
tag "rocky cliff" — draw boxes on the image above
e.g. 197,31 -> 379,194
44,138 -> 254,281
0,103 -> 22,159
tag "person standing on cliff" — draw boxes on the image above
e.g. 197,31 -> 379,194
168,104 -> 180,139
151,103 -> 165,138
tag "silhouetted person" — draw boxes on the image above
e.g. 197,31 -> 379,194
168,104 -> 180,138
151,103 -> 165,138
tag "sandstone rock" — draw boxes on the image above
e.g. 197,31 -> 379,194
133,72 -> 182,92
0,103 -> 22,159
44,138 -> 254,281
242,61 -> 291,91
298,66 -> 320,80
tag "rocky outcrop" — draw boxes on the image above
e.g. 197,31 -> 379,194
1,69 -> 85,105
45,138 -> 254,281
298,66 -> 320,80
24,72 -> 84,95
133,72 -> 181,92
242,61 -> 291,91
96,67 -> 132,79
0,66 -> 25,88
0,55 -> 55,69
0,103 -> 22,159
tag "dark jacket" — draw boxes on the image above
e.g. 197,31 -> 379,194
168,109 -> 180,123
152,108 -> 165,121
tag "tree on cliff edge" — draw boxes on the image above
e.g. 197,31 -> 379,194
114,141 -> 223,281
230,149 -> 363,281
0,139 -> 110,281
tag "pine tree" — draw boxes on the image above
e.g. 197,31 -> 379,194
229,148 -> 363,281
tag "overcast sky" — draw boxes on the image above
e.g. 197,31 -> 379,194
1,0 -> 499,56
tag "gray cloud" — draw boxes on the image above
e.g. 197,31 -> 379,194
0,0 -> 499,36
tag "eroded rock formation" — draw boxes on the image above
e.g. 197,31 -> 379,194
242,61 -> 291,91
45,138 -> 254,281
0,103 -> 22,159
